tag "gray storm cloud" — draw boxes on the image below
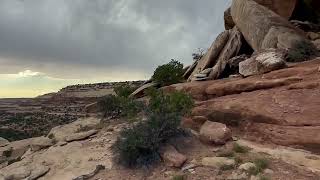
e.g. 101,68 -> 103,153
0,0 -> 231,79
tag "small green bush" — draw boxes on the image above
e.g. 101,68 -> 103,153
114,84 -> 136,98
248,158 -> 269,175
287,41 -> 318,62
98,95 -> 122,118
172,174 -> 185,180
233,143 -> 249,153
113,90 -> 194,167
152,59 -> 184,86
98,95 -> 144,119
147,89 -> 194,116
219,164 -> 235,171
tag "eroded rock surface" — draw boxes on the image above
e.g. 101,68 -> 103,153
166,58 -> 320,151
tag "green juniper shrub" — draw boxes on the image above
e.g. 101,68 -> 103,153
287,40 -> 318,62
112,90 -> 194,167
152,59 -> 184,86
119,97 -> 145,120
98,95 -> 122,118
147,88 -> 194,116
97,94 -> 144,119
114,84 -> 137,98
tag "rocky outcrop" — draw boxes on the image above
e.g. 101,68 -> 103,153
231,0 -> 314,52
65,130 -> 98,142
47,117 -> 100,142
167,58 -> 320,151
199,121 -> 232,145
239,49 -> 287,76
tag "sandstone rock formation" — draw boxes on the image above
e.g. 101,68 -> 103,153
239,49 -> 287,76
165,58 -> 320,151
47,117 -> 100,142
231,0 -> 314,52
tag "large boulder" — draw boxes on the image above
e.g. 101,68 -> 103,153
239,49 -> 287,76
199,121 -> 232,145
253,0 -> 297,18
231,0 -> 314,52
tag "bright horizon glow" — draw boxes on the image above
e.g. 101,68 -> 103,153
0,69 -> 147,98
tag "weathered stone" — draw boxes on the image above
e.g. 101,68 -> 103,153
65,130 -> 98,142
253,0 -> 297,18
30,136 -> 54,151
227,54 -> 250,74
231,0 -> 314,52
199,121 -> 232,145
84,102 -> 99,114
181,117 -> 201,131
224,8 -> 235,30
194,73 -> 208,78
239,49 -> 287,77
239,162 -> 256,171
227,171 -> 248,180
0,137 -> 9,147
208,27 -> 243,80
188,30 -> 230,81
313,39 -> 320,51
130,82 -> 157,98
200,68 -> 212,75
307,32 -> 320,40
48,117 -> 100,142
159,145 -> 187,168
183,61 -> 198,79
201,157 -> 235,168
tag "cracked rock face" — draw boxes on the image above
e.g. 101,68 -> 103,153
239,49 -> 287,77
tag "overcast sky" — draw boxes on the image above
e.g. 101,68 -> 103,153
0,0 -> 231,97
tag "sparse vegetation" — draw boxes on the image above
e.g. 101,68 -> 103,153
172,174 -> 186,180
114,84 -> 137,98
248,158 -> 270,175
152,59 -> 184,86
233,143 -> 249,153
112,90 -> 194,167
217,151 -> 235,158
287,41 -> 318,62
219,164 -> 235,171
